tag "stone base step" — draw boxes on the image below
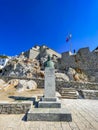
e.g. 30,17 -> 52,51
27,108 -> 72,121
38,101 -> 61,108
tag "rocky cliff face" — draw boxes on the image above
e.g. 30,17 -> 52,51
0,56 -> 89,82
0,56 -> 91,92
0,57 -> 44,78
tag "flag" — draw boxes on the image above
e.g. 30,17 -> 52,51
66,34 -> 72,42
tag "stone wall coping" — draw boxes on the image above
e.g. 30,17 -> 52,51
0,101 -> 32,104
82,90 -> 98,92
1,76 -> 98,84
56,80 -> 98,85
0,101 -> 32,114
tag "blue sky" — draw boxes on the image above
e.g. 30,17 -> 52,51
0,0 -> 98,56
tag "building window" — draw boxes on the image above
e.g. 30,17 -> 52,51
2,59 -> 5,62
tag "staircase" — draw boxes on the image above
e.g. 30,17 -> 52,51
59,88 -> 78,99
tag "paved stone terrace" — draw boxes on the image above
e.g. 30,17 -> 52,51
0,99 -> 98,130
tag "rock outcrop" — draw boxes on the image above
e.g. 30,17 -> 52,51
0,79 -> 37,92
0,79 -> 6,90
55,73 -> 69,81
67,67 -> 76,80
1,57 -> 43,78
1,79 -> 18,91
16,80 -> 37,92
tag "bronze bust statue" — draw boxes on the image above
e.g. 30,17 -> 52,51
44,55 -> 54,68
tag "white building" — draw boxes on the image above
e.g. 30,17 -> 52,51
0,56 -> 10,69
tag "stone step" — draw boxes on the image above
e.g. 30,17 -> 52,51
60,91 -> 76,94
61,96 -> 77,99
59,89 -> 76,93
61,94 -> 77,96
60,93 -> 77,97
60,88 -> 76,90
60,91 -> 76,92
60,91 -> 77,95
60,89 -> 76,91
60,92 -> 77,95
60,88 -> 75,90
61,91 -> 77,94
59,88 -> 77,99
27,108 -> 72,121
61,92 -> 76,94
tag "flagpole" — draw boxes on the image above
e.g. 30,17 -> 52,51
66,33 -> 72,53
69,42 -> 71,52
70,42 -> 72,53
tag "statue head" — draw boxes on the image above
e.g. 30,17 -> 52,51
47,55 -> 51,61
44,55 -> 54,68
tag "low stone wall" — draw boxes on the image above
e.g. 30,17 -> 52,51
56,81 -> 98,91
0,101 -> 31,114
35,79 -> 98,91
1,76 -> 98,91
81,90 -> 98,99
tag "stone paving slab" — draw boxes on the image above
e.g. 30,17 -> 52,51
0,99 -> 98,130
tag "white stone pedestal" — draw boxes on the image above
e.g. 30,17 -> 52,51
27,67 -> 72,121
38,67 -> 61,108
